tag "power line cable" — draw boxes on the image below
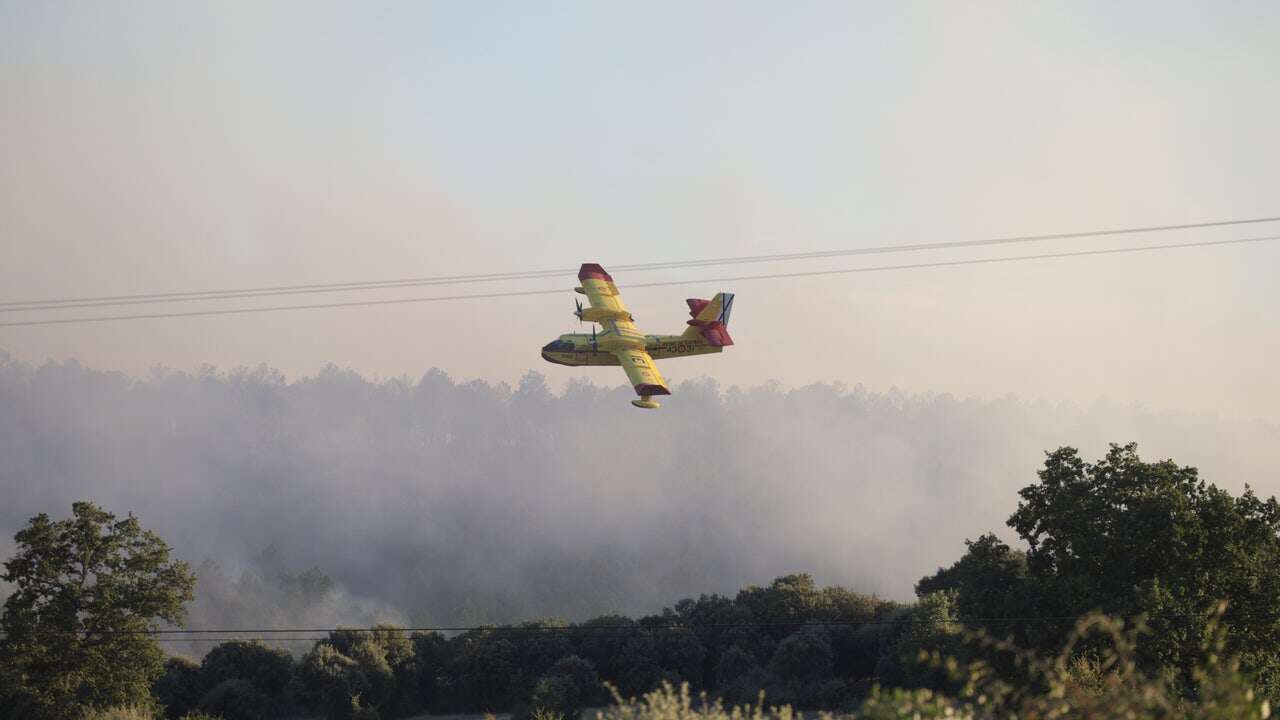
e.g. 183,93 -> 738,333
1,234 -> 1276,329
2,215 -> 1278,313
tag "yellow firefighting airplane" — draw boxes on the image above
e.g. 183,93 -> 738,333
541,263 -> 735,409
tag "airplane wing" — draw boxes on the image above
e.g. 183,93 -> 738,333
579,263 -> 670,404
578,263 -> 625,310
577,263 -> 640,334
615,348 -> 670,398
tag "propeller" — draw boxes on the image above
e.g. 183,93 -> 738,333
574,298 -> 584,323
591,324 -> 598,352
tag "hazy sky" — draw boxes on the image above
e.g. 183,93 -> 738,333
2,1 -> 1278,418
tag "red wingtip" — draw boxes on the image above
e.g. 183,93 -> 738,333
578,263 -> 613,282
686,298 -> 710,318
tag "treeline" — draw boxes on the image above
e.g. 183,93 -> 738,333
146,437 -> 1280,719
152,574 -> 955,720
4,443 -> 1280,720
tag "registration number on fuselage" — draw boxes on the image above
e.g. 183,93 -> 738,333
650,342 -> 699,355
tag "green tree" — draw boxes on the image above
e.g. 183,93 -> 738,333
652,628 -> 705,688
767,623 -> 848,706
872,592 -> 962,692
1016,444 -> 1280,691
527,655 -> 599,720
200,640 -> 293,696
927,443 -> 1280,699
295,642 -> 372,720
153,656 -> 202,719
769,624 -> 834,685
447,632 -> 518,710
0,502 -> 196,719
915,533 -> 1034,646
713,645 -> 758,689
346,638 -> 396,712
402,631 -> 450,713
735,574 -> 825,637
574,614 -> 639,684
197,678 -> 268,720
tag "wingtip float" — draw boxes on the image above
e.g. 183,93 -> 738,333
541,263 -> 735,409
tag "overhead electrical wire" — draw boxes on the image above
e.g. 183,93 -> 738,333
2,214 -> 1278,314
1,233 -> 1277,329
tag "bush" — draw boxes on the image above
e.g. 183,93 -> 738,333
599,682 -> 790,720
80,707 -> 158,720
859,604 -> 1273,719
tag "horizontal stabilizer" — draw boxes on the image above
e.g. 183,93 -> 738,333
683,292 -> 735,346
699,322 -> 733,347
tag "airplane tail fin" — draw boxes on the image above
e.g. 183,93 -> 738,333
681,292 -> 735,346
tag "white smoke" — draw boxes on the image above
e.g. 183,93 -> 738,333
1,352 -> 1277,634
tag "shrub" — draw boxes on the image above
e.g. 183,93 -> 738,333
861,603 -> 1273,719
80,707 -> 158,720
599,682 -> 794,720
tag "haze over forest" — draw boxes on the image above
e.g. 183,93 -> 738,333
2,349 -> 1277,643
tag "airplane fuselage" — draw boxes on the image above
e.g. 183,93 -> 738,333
541,332 -> 722,367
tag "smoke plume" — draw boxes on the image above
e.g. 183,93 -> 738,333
1,353 -> 1277,638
